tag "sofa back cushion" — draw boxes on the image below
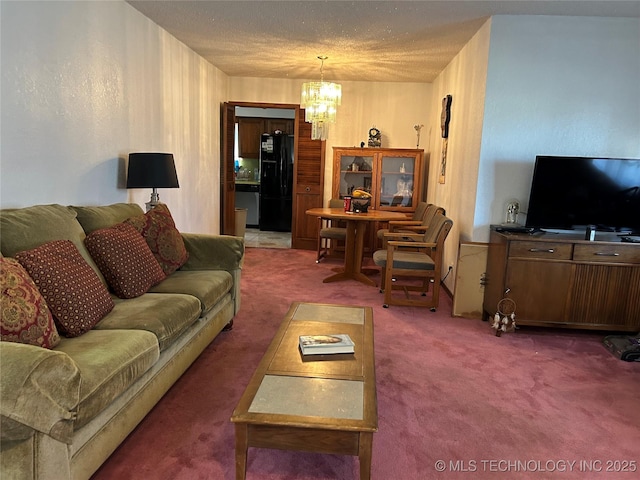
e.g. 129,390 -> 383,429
0,205 -> 106,284
72,203 -> 144,234
15,240 -> 114,337
0,257 -> 60,349
85,223 -> 166,298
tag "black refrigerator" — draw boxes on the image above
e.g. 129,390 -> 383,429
259,133 -> 294,232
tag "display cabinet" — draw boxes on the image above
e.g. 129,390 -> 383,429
332,147 -> 424,213
332,147 -> 425,253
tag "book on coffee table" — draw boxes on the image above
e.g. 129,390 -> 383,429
299,334 -> 355,355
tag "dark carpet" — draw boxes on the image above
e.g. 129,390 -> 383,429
92,247 -> 640,479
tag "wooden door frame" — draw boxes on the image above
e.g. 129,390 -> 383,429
221,102 -> 299,235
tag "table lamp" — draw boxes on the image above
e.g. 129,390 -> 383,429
126,153 -> 179,211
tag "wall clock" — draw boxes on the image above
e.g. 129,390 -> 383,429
439,94 -> 452,184
441,95 -> 452,138
440,95 -> 453,138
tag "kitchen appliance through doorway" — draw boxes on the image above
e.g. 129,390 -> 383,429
259,133 -> 294,232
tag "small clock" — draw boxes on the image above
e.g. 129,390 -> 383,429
368,127 -> 381,147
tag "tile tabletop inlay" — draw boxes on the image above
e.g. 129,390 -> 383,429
248,375 -> 364,420
292,303 -> 365,325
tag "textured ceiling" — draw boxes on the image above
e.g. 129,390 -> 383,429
127,1 -> 640,83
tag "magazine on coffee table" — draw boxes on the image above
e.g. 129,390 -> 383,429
299,334 -> 355,355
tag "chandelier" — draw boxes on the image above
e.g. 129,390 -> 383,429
300,56 -> 342,140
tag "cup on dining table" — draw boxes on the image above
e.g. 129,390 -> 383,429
343,196 -> 352,212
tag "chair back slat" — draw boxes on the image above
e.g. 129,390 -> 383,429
420,204 -> 446,227
413,202 -> 430,221
423,212 -> 453,247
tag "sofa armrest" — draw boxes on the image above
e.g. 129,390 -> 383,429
0,343 -> 80,444
180,234 -> 245,315
180,233 -> 244,272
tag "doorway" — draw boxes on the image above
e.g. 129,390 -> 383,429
221,101 -> 326,250
234,106 -> 295,245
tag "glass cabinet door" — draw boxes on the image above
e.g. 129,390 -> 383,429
337,154 -> 374,198
379,155 -> 416,208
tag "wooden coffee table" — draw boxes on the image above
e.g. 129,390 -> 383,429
231,302 -> 377,479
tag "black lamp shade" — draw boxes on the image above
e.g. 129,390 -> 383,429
126,153 -> 179,189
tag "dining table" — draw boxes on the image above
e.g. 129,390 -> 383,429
306,207 -> 408,286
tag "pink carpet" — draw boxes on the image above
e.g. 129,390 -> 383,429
92,248 -> 640,479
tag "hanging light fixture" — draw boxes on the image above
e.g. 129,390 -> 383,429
300,56 -> 342,140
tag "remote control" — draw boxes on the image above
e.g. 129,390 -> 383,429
620,235 -> 640,243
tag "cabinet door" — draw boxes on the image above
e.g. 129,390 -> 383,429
378,154 -> 421,211
291,110 -> 325,250
333,150 -> 375,199
237,118 -> 264,159
266,118 -> 294,134
568,264 -> 640,329
483,232 -> 509,320
505,260 -> 572,324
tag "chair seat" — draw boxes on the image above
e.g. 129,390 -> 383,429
320,227 -> 347,239
372,211 -> 452,310
372,250 -> 435,270
316,199 -> 348,263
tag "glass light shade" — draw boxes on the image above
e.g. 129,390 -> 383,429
301,80 -> 342,140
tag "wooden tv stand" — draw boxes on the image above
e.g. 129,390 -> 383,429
483,228 -> 640,332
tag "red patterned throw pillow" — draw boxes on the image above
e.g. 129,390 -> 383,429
124,203 -> 188,276
14,241 -> 114,337
1,257 -> 60,348
85,223 -> 166,299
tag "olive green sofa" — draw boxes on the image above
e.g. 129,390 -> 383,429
0,203 -> 244,480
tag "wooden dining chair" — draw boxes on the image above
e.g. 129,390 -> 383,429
316,198 -> 347,263
372,212 -> 453,311
378,203 -> 444,248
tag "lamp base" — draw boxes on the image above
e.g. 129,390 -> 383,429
146,189 -> 160,212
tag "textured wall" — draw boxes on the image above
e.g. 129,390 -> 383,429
229,78 -> 433,203
476,15 -> 640,241
1,1 -> 226,234
427,19 -> 492,292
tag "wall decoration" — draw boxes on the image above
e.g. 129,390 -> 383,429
414,124 -> 424,148
491,297 -> 517,337
439,94 -> 452,184
441,95 -> 452,138
368,127 -> 381,147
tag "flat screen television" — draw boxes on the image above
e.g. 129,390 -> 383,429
525,156 -> 640,233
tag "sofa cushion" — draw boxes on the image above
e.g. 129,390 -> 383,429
124,203 -> 189,276
0,257 -> 60,349
94,293 -> 201,351
54,329 -> 159,430
0,204 -> 105,284
85,223 -> 166,299
148,270 -> 233,315
15,240 -> 114,337
71,203 -> 145,234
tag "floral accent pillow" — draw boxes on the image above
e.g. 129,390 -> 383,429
15,241 -> 114,337
1,257 -> 60,349
124,203 -> 188,276
85,223 -> 166,299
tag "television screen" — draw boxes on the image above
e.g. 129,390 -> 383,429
525,156 -> 640,233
